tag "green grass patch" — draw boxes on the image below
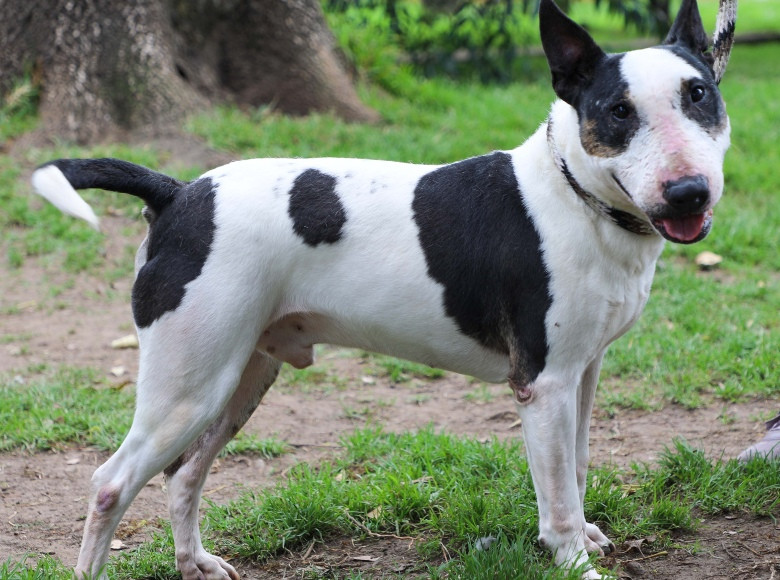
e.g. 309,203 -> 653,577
0,555 -> 73,580
67,428 -> 777,579
222,432 -> 288,458
363,353 -> 446,383
0,369 -> 288,459
0,367 -> 133,452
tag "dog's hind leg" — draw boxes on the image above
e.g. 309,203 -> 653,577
164,350 -> 282,580
575,354 -> 614,556
74,312 -> 265,579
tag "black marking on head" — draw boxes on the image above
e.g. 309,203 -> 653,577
132,177 -> 216,328
576,54 -> 640,157
657,45 -> 726,135
288,169 -> 347,246
663,0 -> 713,70
412,152 -> 551,386
680,77 -> 725,134
539,0 -> 607,107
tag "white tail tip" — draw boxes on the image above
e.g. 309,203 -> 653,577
31,165 -> 100,231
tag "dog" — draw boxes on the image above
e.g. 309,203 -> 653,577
31,0 -> 735,577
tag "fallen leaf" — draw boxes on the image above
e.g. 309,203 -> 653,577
695,251 -> 722,270
624,538 -> 647,553
110,539 -> 125,550
111,334 -> 139,349
352,555 -> 379,562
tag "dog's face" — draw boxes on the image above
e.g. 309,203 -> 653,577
540,0 -> 730,244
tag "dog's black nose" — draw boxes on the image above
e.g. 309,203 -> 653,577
663,176 -> 710,213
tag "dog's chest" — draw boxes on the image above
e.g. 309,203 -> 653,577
508,131 -> 664,366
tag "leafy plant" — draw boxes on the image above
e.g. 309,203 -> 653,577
326,0 -> 544,84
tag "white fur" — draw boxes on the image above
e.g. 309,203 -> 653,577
31,165 -> 100,230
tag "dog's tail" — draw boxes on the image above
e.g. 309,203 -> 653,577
31,158 -> 185,231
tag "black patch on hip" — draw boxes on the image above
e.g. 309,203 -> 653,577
412,152 -> 551,384
288,169 -> 347,246
132,178 -> 216,328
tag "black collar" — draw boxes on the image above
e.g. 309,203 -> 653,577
546,119 -> 656,236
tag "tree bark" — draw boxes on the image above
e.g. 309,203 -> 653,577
171,0 -> 380,122
0,0 -> 378,145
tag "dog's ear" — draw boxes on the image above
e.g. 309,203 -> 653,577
539,0 -> 606,107
663,0 -> 714,68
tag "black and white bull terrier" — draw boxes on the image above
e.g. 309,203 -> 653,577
31,0 -> 736,577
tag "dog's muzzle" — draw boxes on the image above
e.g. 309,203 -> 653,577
651,175 -> 713,244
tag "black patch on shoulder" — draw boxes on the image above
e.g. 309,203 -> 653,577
288,169 -> 347,246
577,54 -> 640,157
132,177 -> 216,328
412,152 -> 551,385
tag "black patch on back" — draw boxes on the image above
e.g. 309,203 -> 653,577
576,54 -> 640,156
132,178 -> 216,328
288,169 -> 347,246
412,152 -> 551,385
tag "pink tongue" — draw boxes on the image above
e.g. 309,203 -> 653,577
662,214 -> 705,242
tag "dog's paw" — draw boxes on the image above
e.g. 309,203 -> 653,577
584,522 -> 615,555
177,550 -> 239,580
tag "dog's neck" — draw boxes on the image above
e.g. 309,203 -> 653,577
545,117 -> 656,237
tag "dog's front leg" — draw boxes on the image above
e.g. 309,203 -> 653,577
515,373 -> 602,579
576,354 -> 614,556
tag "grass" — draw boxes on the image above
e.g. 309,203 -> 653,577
362,353 -> 446,383
4,429 -> 776,579
0,367 -> 132,452
0,369 -> 285,458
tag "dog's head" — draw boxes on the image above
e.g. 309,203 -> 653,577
540,0 -> 732,243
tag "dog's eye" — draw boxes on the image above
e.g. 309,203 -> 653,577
690,85 -> 706,103
611,103 -> 631,120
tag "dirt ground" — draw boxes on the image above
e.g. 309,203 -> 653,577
1,156 -> 778,578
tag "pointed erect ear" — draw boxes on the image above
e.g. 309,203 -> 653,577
663,0 -> 713,66
539,0 -> 606,107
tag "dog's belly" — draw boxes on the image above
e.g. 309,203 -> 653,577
257,310 -> 511,383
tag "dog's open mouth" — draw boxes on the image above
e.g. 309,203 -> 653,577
652,209 -> 713,244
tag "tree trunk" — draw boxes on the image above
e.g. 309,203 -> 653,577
171,0 -> 380,122
0,0 -> 378,145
